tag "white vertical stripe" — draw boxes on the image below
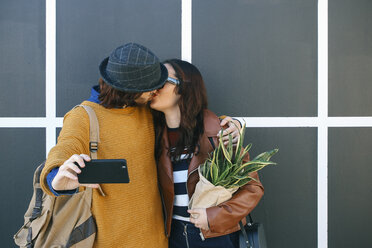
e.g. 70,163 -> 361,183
182,0 -> 192,62
317,126 -> 328,248
46,0 -> 57,156
318,1 -> 328,248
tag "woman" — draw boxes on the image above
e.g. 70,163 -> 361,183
150,59 -> 264,248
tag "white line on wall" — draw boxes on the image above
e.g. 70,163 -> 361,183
182,0 -> 192,62
0,118 -> 63,128
318,1 -> 328,247
45,0 -> 57,156
2,116 -> 372,128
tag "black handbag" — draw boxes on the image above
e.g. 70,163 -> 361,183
239,214 -> 267,248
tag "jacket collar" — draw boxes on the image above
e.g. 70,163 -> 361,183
159,127 -> 173,181
159,126 -> 215,179
188,132 -> 213,175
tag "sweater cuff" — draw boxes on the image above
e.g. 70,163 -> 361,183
47,167 -> 78,196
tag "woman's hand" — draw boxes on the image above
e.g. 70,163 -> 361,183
219,116 -> 242,145
51,154 -> 99,191
188,208 -> 209,231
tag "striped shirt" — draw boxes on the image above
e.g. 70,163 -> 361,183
167,127 -> 193,222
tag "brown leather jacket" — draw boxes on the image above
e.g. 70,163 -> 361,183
157,109 -> 264,239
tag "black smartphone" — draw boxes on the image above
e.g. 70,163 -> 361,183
75,159 -> 129,183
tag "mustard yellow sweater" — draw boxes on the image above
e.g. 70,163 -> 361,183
40,101 -> 167,248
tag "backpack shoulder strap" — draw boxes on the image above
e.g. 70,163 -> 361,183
74,105 -> 100,159
74,105 -> 105,196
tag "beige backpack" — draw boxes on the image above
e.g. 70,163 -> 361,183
14,105 -> 104,248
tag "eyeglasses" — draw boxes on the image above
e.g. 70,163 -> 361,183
166,77 -> 180,85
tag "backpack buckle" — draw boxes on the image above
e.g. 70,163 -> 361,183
90,142 -> 98,152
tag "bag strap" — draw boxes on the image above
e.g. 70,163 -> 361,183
76,105 -> 100,159
75,104 -> 105,196
239,220 -> 251,248
239,214 -> 254,248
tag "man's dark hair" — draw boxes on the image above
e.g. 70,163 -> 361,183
98,78 -> 142,108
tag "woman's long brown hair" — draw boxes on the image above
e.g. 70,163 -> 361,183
153,59 -> 208,161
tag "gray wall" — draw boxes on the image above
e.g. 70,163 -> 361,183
328,1 -> 372,247
0,0 -> 45,117
245,128 -> 318,247
329,0 -> 372,116
193,0 -> 318,117
56,0 -> 181,116
1,1 -> 372,248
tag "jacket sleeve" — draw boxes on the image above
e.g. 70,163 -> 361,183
205,170 -> 264,233
40,107 -> 90,196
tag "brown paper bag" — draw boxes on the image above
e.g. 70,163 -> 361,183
189,167 -> 239,209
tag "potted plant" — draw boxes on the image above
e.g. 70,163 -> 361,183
189,123 -> 278,209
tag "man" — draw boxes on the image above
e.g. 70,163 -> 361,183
41,43 -> 170,248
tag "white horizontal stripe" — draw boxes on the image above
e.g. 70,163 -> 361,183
327,117 -> 372,127
0,117 -> 63,128
173,170 -> 188,183
173,215 -> 190,222
1,117 -> 372,128
237,117 -> 318,127
235,117 -> 372,128
174,194 -> 189,207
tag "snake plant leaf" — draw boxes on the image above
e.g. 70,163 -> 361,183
233,161 -> 275,175
231,176 -> 258,188
217,178 -> 235,188
202,163 -> 211,181
217,164 -> 233,182
228,133 -> 233,160
235,123 -> 246,157
253,149 -> 279,162
235,144 -> 252,166
211,161 -> 219,184
219,131 -> 232,163
233,174 -> 248,180
216,145 -> 224,167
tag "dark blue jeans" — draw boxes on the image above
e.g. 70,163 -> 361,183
169,219 -> 236,248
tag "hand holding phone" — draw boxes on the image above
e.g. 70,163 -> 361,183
75,159 -> 130,184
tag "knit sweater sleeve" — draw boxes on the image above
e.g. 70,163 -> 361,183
40,106 -> 90,196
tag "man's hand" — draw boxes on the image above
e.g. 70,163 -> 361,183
219,116 -> 242,145
51,154 -> 99,191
